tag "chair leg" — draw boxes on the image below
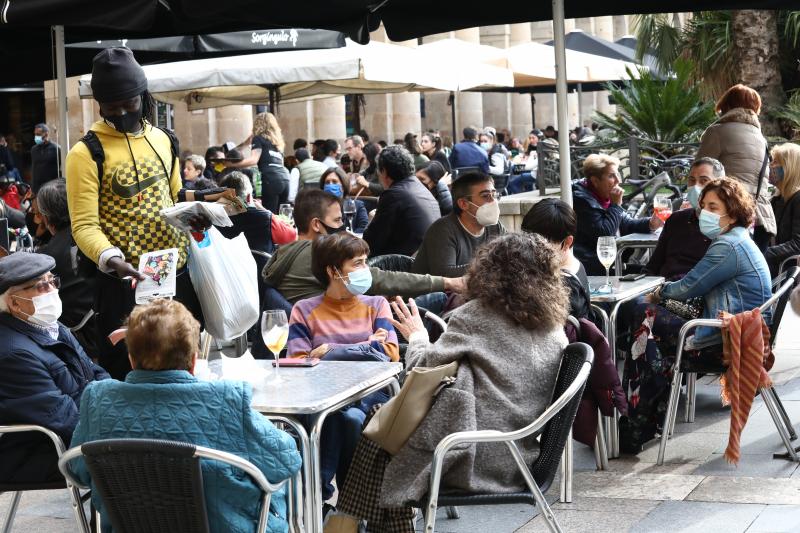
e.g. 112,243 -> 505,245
771,386 -> 798,441
762,386 -> 800,462
684,372 -> 697,423
66,483 -> 91,533
594,413 -> 608,471
658,371 -> 683,465
507,443 -> 563,533
423,496 -> 438,533
234,334 -> 248,356
559,430 -> 573,503
1,492 -> 21,533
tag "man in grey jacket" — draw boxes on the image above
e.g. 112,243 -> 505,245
264,189 -> 463,305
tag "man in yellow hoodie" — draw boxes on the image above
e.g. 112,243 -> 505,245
66,48 -> 202,379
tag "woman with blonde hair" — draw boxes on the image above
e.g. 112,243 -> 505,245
227,111 -> 290,212
696,84 -> 776,250
765,143 -> 800,275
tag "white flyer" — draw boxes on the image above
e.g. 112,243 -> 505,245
134,248 -> 179,304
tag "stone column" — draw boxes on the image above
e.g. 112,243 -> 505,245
420,32 -> 454,139
613,15 -> 630,39
171,104 -> 252,155
277,100 -> 314,146
44,76 -> 85,149
508,23 -> 533,137
453,27 -> 483,131
574,18 -> 594,33
480,25 -> 511,133
594,16 -> 615,41
312,97 -> 347,141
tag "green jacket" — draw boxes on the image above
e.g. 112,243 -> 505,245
264,239 -> 446,305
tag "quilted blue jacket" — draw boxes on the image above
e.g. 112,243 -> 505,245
70,370 -> 302,533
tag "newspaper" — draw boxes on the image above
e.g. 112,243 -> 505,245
160,201 -> 239,232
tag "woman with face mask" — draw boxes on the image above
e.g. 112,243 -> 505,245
286,232 -> 399,511
764,143 -> 800,276
479,132 -> 509,177
318,167 -> 369,233
620,178 -> 772,453
416,160 -> 453,216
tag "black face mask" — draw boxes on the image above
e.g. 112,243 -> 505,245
103,106 -> 143,134
319,220 -> 346,234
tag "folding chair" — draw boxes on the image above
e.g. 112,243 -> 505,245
0,425 -> 90,533
657,266 -> 800,465
415,342 -> 594,533
59,438 -> 296,533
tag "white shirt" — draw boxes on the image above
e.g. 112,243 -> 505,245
323,156 -> 337,168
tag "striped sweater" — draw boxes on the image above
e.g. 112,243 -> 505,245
287,294 -> 399,361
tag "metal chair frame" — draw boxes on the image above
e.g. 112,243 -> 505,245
657,267 -> 800,465
58,438 -> 296,533
421,344 -> 593,533
0,425 -> 90,533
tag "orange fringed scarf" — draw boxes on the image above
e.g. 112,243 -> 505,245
719,308 -> 774,464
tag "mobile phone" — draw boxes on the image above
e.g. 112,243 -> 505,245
273,358 -> 319,367
619,273 -> 646,282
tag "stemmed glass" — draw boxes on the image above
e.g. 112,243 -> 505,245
279,204 -> 294,225
653,195 -> 672,223
596,236 -> 617,294
261,310 -> 289,382
343,198 -> 356,232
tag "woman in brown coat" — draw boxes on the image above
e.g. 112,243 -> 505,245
695,84 -> 776,250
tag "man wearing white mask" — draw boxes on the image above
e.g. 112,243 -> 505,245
413,172 -> 506,277
0,252 -> 109,484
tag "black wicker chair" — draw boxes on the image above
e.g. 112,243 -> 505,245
58,438 -> 293,533
0,425 -> 90,533
367,254 -> 415,273
414,342 -> 594,533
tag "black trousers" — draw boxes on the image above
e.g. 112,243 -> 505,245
752,225 -> 771,254
94,267 -> 203,380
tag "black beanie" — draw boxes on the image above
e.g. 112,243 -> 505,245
90,47 -> 147,103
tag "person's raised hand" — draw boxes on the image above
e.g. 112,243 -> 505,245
649,212 -> 665,231
188,214 -> 212,232
610,186 -> 624,206
107,256 -> 145,281
389,297 -> 426,340
355,174 -> 371,190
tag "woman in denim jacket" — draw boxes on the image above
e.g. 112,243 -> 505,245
621,178 -> 771,453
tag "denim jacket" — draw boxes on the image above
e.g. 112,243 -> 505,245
660,226 -> 772,347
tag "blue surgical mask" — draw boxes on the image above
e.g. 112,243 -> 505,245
699,209 -> 727,240
324,183 -> 343,198
685,185 -> 702,209
338,266 -> 372,295
480,142 -> 492,151
770,166 -> 785,185
34,135 -> 43,145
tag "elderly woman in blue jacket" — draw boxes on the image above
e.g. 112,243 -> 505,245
621,178 -> 772,453
573,154 -> 662,275
70,299 -> 302,533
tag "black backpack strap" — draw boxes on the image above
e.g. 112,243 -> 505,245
755,143 -> 770,201
79,130 -> 105,186
156,126 -> 180,173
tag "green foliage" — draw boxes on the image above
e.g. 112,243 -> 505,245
593,60 -> 716,144
632,14 -> 682,75
771,90 -> 800,138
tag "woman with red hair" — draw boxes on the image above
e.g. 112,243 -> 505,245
696,84 -> 776,250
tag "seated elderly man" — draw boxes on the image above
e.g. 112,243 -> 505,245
216,170 -> 296,254
645,157 -> 723,281
0,252 -> 109,484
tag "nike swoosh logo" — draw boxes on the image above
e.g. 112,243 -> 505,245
111,169 -> 166,199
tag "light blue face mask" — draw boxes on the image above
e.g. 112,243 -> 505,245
699,209 -> 727,239
34,135 -> 43,145
770,166 -> 785,185
480,142 -> 492,151
324,183 -> 343,198
685,185 -> 703,209
338,266 -> 372,295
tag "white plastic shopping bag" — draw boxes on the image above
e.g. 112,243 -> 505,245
188,226 -> 259,340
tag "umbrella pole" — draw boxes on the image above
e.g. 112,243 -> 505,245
268,86 -> 276,114
530,94 -> 536,129
577,83 -> 583,127
552,0 -> 572,205
449,91 -> 457,141
53,25 -> 69,174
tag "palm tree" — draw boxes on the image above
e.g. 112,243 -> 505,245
634,11 -> 787,136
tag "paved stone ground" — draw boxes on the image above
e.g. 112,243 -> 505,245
4,310 -> 800,532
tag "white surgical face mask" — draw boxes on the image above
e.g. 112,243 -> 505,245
469,200 -> 500,227
13,290 -> 62,326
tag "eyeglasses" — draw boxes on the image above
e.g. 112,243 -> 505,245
20,276 -> 60,293
470,191 -> 500,202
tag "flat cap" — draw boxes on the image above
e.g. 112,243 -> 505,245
0,252 -> 55,294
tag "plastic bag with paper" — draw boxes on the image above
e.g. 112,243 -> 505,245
188,226 -> 259,340
160,201 -> 237,232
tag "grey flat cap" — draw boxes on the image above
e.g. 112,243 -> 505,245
0,252 -> 55,294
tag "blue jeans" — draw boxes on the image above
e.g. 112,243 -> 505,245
507,172 -> 536,194
320,406 -> 366,501
413,291 -> 447,316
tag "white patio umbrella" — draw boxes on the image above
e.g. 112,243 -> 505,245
78,38 -> 514,109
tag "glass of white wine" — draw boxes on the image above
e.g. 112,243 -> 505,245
261,310 -> 289,382
596,236 -> 617,294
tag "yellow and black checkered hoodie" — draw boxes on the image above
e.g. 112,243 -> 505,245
66,120 -> 189,269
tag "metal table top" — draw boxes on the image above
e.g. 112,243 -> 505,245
615,232 -> 660,246
207,359 -> 402,415
587,275 -> 664,303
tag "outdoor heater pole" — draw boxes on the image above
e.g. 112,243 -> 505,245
552,0 -> 572,206
54,25 -> 69,174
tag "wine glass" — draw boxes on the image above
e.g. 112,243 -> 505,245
653,195 -> 672,223
596,236 -> 617,293
343,199 -> 356,231
261,310 -> 289,382
279,203 -> 293,223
